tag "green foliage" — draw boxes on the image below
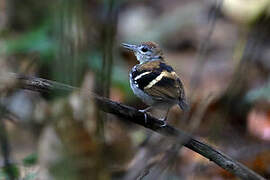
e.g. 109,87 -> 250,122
22,153 -> 38,167
2,20 -> 57,61
0,164 -> 20,180
0,153 -> 38,180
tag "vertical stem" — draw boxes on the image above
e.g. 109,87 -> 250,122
104,0 -> 115,97
96,0 -> 116,140
0,108 -> 15,180
54,0 -> 85,87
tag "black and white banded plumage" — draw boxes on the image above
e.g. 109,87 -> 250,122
123,42 -> 189,125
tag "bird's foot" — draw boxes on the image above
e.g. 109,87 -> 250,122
139,109 -> 148,124
159,116 -> 167,127
159,119 -> 167,127
160,116 -> 167,121
159,121 -> 167,127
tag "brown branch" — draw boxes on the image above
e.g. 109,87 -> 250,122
11,73 -> 266,180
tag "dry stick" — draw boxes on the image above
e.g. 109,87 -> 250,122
12,73 -> 265,180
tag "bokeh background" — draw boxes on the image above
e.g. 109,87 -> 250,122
0,0 -> 270,179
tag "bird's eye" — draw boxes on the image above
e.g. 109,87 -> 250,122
141,47 -> 148,52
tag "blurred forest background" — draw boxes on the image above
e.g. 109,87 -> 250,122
0,0 -> 270,179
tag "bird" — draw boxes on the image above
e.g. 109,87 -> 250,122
122,41 -> 189,126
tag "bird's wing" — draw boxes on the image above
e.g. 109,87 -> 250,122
143,71 -> 185,101
134,60 -> 186,101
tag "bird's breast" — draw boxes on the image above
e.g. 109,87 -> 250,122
129,75 -> 155,105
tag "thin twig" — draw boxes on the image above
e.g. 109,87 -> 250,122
8,73 -> 266,180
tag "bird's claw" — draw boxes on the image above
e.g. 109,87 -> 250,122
138,109 -> 146,113
139,109 -> 148,124
138,109 -> 168,127
160,117 -> 167,121
159,120 -> 167,127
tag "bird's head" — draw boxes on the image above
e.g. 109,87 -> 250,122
122,41 -> 164,63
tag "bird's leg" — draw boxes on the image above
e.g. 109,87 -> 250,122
160,108 -> 170,127
139,106 -> 152,124
139,106 -> 152,113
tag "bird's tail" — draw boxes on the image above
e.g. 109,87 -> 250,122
178,99 -> 189,112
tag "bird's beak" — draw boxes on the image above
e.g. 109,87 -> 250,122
122,43 -> 137,51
